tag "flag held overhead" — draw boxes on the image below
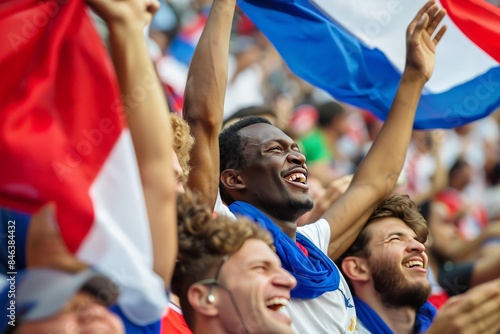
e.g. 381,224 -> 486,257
0,0 -> 166,325
238,0 -> 500,129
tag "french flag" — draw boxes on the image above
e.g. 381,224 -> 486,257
238,0 -> 500,129
169,8 -> 208,66
0,0 -> 166,325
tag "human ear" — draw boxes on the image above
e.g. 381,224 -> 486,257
187,284 -> 219,317
220,169 -> 246,190
341,256 -> 370,282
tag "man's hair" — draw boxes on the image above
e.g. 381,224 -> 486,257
337,194 -> 428,295
222,106 -> 276,129
171,113 -> 195,178
316,101 -> 346,128
448,156 -> 469,182
339,194 -> 428,261
218,116 -> 272,204
172,189 -> 274,329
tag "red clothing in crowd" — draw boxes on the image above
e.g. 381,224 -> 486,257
161,302 -> 192,334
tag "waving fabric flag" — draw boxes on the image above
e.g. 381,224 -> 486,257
238,0 -> 500,129
0,0 -> 166,325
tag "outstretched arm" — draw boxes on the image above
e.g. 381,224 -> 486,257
87,0 -> 177,287
426,278 -> 500,334
183,0 -> 236,209
324,1 -> 447,260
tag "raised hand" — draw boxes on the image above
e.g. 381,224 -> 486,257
405,1 -> 447,82
86,0 -> 159,27
427,278 -> 500,334
26,204 -> 88,273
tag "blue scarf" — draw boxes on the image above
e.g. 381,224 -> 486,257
229,201 -> 340,299
354,297 -> 437,333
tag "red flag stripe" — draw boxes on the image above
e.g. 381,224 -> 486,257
441,0 -> 500,63
0,0 -> 124,252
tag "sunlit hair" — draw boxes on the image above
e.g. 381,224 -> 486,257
172,189 -> 274,329
218,116 -> 272,204
339,194 -> 428,260
171,113 -> 194,178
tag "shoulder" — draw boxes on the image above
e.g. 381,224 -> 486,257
214,191 -> 236,220
297,219 -> 330,253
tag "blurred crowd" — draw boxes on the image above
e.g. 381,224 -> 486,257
149,0 -> 500,220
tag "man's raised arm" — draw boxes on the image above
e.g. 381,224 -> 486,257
87,0 -> 177,287
183,0 -> 236,208
324,1 -> 447,260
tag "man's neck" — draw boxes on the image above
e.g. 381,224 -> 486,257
256,205 -> 298,241
380,305 -> 416,334
193,319 -> 227,334
277,220 -> 297,241
236,200 -> 301,240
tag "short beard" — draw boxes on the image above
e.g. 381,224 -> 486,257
369,257 -> 431,309
289,198 -> 314,217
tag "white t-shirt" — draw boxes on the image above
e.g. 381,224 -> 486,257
214,194 -> 358,334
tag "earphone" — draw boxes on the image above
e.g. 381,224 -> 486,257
207,283 -> 216,304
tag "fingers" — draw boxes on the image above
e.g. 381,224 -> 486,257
28,203 -> 60,240
408,2 -> 447,47
426,7 -> 446,35
476,295 -> 500,333
26,203 -> 88,272
416,12 -> 430,33
26,202 -> 61,267
433,280 -> 500,334
426,6 -> 447,46
433,25 -> 447,45
446,277 -> 500,314
414,4 -> 440,35
408,0 -> 436,35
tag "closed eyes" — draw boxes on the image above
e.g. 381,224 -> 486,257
388,237 -> 401,242
268,146 -> 283,152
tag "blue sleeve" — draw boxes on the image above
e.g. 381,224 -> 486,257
109,304 -> 162,334
0,208 -> 31,275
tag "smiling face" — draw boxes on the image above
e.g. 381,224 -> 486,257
16,292 -> 124,334
233,123 -> 313,221
365,217 -> 431,309
427,201 -> 461,260
216,239 -> 297,334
